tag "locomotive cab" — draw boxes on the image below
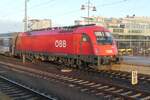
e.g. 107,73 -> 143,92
93,31 -> 119,65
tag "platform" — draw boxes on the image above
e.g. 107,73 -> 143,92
110,64 -> 150,75
110,56 -> 150,75
98,56 -> 150,75
122,56 -> 150,67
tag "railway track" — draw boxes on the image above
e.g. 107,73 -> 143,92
38,72 -> 150,100
0,61 -> 150,100
0,75 -> 56,100
0,55 -> 150,84
85,69 -> 150,84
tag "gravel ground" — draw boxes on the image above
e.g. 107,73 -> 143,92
0,92 -> 11,100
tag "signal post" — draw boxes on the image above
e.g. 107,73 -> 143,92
131,69 -> 138,85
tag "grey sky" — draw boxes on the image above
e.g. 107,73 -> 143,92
0,0 -> 149,33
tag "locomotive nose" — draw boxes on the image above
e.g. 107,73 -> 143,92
95,45 -> 118,56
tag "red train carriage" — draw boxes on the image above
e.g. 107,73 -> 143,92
15,24 -> 119,68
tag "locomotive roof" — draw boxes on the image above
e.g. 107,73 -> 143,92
30,24 -> 96,31
23,24 -> 108,36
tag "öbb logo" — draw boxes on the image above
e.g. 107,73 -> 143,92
55,40 -> 67,48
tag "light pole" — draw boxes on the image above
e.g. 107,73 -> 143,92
81,0 -> 96,24
144,23 -> 147,56
128,14 -> 135,55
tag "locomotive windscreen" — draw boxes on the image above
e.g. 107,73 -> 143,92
94,31 -> 113,44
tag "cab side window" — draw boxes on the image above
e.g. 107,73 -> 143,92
82,33 -> 89,42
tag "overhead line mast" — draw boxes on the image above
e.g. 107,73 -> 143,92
24,0 -> 29,32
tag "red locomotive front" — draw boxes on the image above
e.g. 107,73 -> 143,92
15,24 -> 120,68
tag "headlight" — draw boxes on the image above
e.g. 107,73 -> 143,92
106,50 -> 113,53
95,48 -> 99,54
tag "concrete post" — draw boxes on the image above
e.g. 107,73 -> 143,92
23,54 -> 26,63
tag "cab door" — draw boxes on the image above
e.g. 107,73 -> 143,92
80,33 -> 93,55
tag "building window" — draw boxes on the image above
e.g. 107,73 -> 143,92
113,29 -> 124,33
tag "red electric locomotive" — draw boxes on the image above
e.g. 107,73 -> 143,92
15,24 -> 120,68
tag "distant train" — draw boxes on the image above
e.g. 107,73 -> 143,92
0,33 -> 17,55
0,24 -> 120,68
